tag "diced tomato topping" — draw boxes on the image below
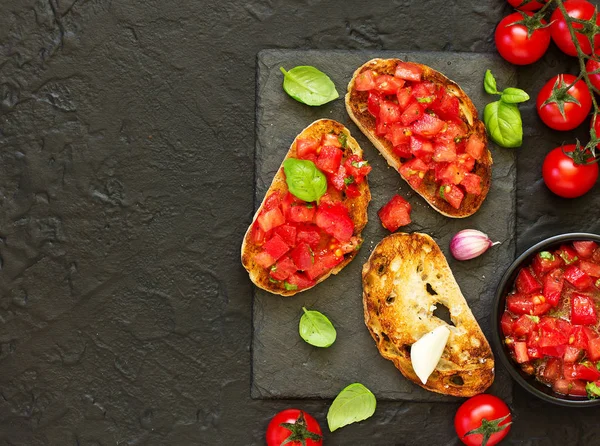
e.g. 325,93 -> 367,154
539,323 -> 568,348
329,165 -> 348,191
296,226 -> 321,249
305,250 -> 343,280
354,69 -> 377,91
571,293 -> 598,325
501,312 -> 515,336
433,90 -> 460,119
286,202 -> 315,223
513,314 -> 538,337
321,133 -> 342,148
456,153 -> 475,171
385,123 -> 412,146
432,140 -> 457,163
563,345 -> 583,363
411,82 -> 436,104
570,325 -> 590,351
274,224 -> 296,247
580,260 -> 600,278
464,134 -> 485,160
411,113 -> 446,138
507,293 -> 548,315
532,251 -> 564,276
514,341 -> 529,363
439,184 -> 464,209
573,241 -> 597,259
587,336 -> 600,361
400,101 -> 424,126
286,272 -> 315,290
528,346 -> 542,359
460,172 -> 482,195
552,378 -> 587,396
393,143 -> 412,159
367,91 -> 382,116
315,202 -> 354,243
564,265 -> 594,290
394,61 -> 423,81
558,245 -> 579,265
396,87 -> 412,109
378,195 -> 412,232
379,101 -> 403,124
263,233 -> 290,261
541,345 -> 567,358
572,363 -> 600,381
257,207 -> 285,233
541,357 -> 563,383
316,145 -> 343,174
543,268 -> 564,306
375,74 -> 405,94
344,156 -> 372,184
410,135 -> 434,163
436,162 -> 467,185
269,256 -> 298,281
251,223 -> 267,245
345,183 -> 361,198
375,117 -> 389,136
516,267 -> 542,294
254,251 -> 276,269
295,138 -> 320,159
290,242 -> 314,271
399,158 -> 428,189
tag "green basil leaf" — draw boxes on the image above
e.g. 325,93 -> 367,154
501,87 -> 530,104
484,69 -> 499,95
280,66 -> 339,106
299,307 -> 336,348
327,383 -> 376,432
483,101 -> 523,148
283,158 -> 327,203
587,381 -> 600,399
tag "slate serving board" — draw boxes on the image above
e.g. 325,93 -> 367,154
251,50 -> 517,402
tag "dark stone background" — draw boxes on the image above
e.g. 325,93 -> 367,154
0,0 -> 598,445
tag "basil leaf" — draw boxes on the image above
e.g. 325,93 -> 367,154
280,66 -> 339,106
483,101 -> 523,148
327,383 -> 376,432
484,69 -> 499,95
283,158 -> 327,203
501,87 -> 530,104
299,307 -> 336,348
587,381 -> 600,399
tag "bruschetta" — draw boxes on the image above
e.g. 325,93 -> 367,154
242,119 -> 371,296
346,58 -> 492,218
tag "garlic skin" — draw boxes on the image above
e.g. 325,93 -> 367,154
450,229 -> 499,261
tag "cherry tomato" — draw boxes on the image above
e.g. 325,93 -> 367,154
266,409 -> 323,446
542,145 -> 599,198
536,74 -> 592,131
454,394 -> 512,446
495,12 -> 551,65
586,57 -> 600,91
592,115 -> 600,147
507,0 -> 547,11
550,0 -> 600,56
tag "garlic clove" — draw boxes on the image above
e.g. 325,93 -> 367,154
450,229 -> 500,261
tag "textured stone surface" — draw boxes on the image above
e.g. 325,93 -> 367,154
253,50 -> 516,402
1,0 -> 599,444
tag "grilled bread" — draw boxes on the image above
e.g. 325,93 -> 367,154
362,232 -> 494,396
242,119 -> 371,296
346,58 -> 492,218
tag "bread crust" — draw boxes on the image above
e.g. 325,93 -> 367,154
362,232 -> 494,397
346,58 -> 492,218
241,119 -> 371,296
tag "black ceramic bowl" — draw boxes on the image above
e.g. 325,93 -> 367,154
492,232 -> 600,407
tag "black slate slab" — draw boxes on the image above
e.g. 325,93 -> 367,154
252,50 -> 516,402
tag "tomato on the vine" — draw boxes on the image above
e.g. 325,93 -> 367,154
542,145 -> 598,198
507,0 -> 547,11
495,12 -> 551,65
536,74 -> 592,131
454,394 -> 512,446
586,56 -> 600,92
550,0 -> 600,56
266,409 -> 323,446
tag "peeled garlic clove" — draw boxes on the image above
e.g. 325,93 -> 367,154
450,229 -> 500,261
411,325 -> 451,384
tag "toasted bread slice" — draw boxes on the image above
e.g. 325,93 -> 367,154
346,58 -> 492,218
362,232 -> 494,396
242,119 -> 371,296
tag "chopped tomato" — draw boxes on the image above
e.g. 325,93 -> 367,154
564,265 -> 594,290
379,101 -> 403,124
321,133 -> 342,148
580,260 -> 600,278
269,256 -> 297,281
558,245 -> 579,265
439,184 -> 464,209
345,183 -> 361,198
573,241 -> 597,259
315,203 -> 354,243
354,69 -> 377,91
456,153 -> 475,171
286,272 -> 315,290
396,87 -> 412,109
573,363 -> 600,381
290,242 -> 313,271
329,165 -> 348,191
296,226 -> 321,249
254,251 -> 276,269
514,341 -> 529,363
251,223 -> 267,245
410,135 -> 434,163
563,345 -> 583,363
436,162 -> 467,185
305,250 -> 343,280
516,267 -> 542,294
501,312 -> 516,336
464,134 -> 485,160
507,293 -> 551,315
539,324 -> 568,348
257,207 -> 286,232
394,61 -> 423,81
344,156 -> 371,184
368,91 -> 382,116
540,345 -> 567,357
296,138 -> 320,158
375,74 -> 405,94
541,357 -> 563,383
532,251 -> 563,276
513,315 -> 538,337
393,144 -> 412,159
316,145 -> 343,174
400,101 -> 424,126
569,325 -> 590,351
433,90 -> 460,119
411,82 -> 436,104
543,268 -> 564,306
460,172 -> 482,195
411,113 -> 446,137
399,158 -> 428,189
274,224 -> 296,247
571,293 -> 598,325
286,203 -> 315,223
386,123 -> 412,146
263,192 -> 283,210
432,140 -> 457,163
552,379 -> 587,396
263,233 -> 290,261
588,336 -> 600,361
528,346 -> 542,359
378,195 -> 412,232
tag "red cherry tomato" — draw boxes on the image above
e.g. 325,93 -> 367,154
542,145 -> 599,198
266,409 -> 323,446
586,57 -> 600,91
592,115 -> 600,147
536,74 -> 592,131
495,12 -> 551,65
507,0 -> 547,11
550,0 -> 600,56
455,394 -> 512,446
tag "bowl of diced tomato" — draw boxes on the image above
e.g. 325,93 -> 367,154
492,233 -> 600,406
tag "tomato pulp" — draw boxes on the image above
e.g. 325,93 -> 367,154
501,240 -> 600,397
